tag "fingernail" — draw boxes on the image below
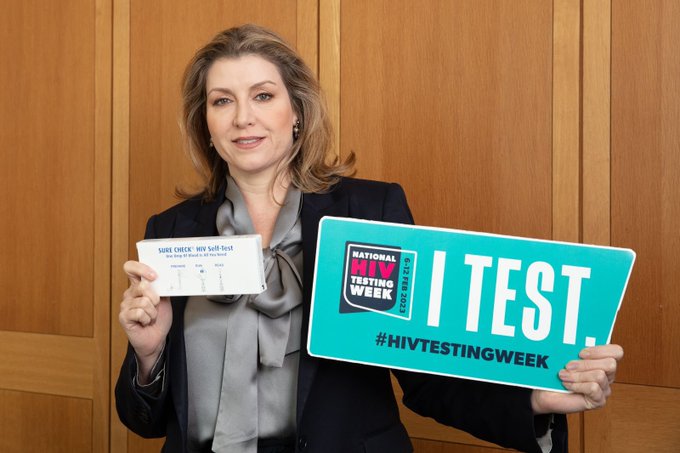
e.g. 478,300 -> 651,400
558,370 -> 570,380
566,362 -> 579,370
580,349 -> 591,359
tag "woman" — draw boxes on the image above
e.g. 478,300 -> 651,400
116,24 -> 623,453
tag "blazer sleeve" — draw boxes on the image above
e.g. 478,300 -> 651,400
114,214 -> 172,438
115,344 -> 170,438
381,183 -> 567,453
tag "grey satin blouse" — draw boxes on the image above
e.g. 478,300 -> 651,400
184,177 -> 303,453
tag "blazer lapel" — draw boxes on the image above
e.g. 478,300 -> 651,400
296,186 -> 350,426
174,197 -> 224,238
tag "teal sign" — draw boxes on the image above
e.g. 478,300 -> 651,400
308,217 -> 635,392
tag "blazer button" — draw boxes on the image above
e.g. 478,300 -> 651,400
298,436 -> 308,450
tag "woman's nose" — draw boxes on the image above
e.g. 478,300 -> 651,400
233,101 -> 254,128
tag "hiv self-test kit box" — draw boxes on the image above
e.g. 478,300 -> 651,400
136,235 -> 266,297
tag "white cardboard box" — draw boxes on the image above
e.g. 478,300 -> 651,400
136,235 -> 266,297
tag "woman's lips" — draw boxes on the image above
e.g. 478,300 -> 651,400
232,136 -> 264,149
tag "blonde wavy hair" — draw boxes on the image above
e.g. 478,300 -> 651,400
179,24 -> 354,201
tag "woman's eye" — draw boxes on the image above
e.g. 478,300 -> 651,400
255,92 -> 273,101
212,97 -> 231,106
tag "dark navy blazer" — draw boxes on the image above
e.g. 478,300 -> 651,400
116,177 -> 567,453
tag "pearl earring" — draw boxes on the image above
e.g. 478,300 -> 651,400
293,120 -> 300,141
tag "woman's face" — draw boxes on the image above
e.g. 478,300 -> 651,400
205,55 -> 297,183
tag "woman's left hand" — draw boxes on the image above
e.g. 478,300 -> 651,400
531,344 -> 624,414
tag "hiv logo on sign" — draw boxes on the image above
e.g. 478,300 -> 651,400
340,243 -> 417,320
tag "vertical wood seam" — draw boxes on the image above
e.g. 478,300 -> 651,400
319,0 -> 341,157
552,0 -> 581,245
296,0 -> 319,77
582,0 -> 611,246
95,0 -> 114,450
111,0 -> 130,450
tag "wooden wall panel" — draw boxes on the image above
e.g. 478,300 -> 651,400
610,0 -> 680,388
0,0 -> 111,451
340,0 -> 553,239
0,390 -> 92,453
0,0 -> 94,337
411,439 -> 507,453
128,435 -> 165,453
583,384 -> 680,451
0,331 -> 93,398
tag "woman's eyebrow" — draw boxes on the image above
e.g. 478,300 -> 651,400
206,87 -> 232,96
207,80 -> 277,96
250,80 -> 277,89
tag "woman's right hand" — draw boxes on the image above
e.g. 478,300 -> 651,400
119,260 -> 173,383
